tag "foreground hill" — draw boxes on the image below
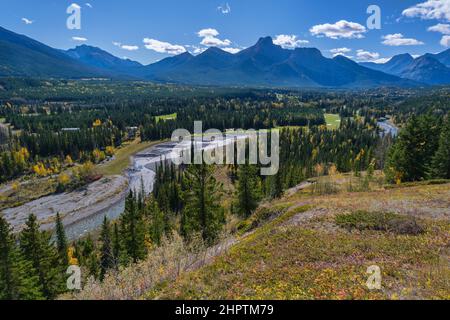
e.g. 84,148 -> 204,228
69,176 -> 450,300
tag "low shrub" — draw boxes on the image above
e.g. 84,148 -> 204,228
236,205 -> 290,235
335,211 -> 424,235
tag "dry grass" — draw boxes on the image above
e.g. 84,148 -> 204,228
146,182 -> 450,300
0,178 -> 57,210
67,175 -> 450,300
98,139 -> 161,176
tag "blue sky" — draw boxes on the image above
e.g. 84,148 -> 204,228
1,0 -> 450,65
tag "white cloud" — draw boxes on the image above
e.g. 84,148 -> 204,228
197,28 -> 232,47
121,45 -> 139,51
21,18 -> 33,25
427,24 -> 450,47
382,33 -> 424,46
221,47 -> 241,54
85,3 -> 92,8
201,37 -> 231,47
72,36 -> 88,42
217,3 -> 231,14
143,38 -> 186,55
356,49 -> 380,61
441,35 -> 450,46
402,0 -> 450,22
273,35 -> 309,49
197,28 -> 219,38
113,42 -> 139,51
310,20 -> 366,39
330,47 -> 352,57
428,23 -> 450,34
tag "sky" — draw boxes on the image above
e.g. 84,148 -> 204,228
1,0 -> 450,65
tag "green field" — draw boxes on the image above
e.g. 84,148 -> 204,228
98,139 -> 161,176
325,113 -> 341,130
155,113 -> 177,123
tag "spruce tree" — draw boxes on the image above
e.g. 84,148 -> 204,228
19,214 -> 65,299
148,197 -> 165,246
429,115 -> 450,179
0,216 -> 43,300
385,115 -> 441,182
55,213 -> 68,266
112,222 -> 121,268
271,171 -> 284,199
99,217 -> 114,280
121,191 -> 147,263
79,235 -> 99,278
181,164 -> 225,244
235,164 -> 261,217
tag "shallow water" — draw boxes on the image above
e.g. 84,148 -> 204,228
65,134 -> 250,240
378,120 -> 398,137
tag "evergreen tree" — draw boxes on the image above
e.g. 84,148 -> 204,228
429,115 -> 450,179
147,197 -> 165,246
112,222 -> 121,268
54,212 -> 68,266
19,214 -> 64,299
385,115 -> 441,183
78,235 -> 99,278
121,191 -> 147,263
181,164 -> 225,244
271,171 -> 284,199
86,252 -> 100,279
0,216 -> 43,300
235,164 -> 261,217
99,217 -> 114,280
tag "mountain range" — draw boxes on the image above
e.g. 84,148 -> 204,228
361,50 -> 450,85
1,25 -> 450,87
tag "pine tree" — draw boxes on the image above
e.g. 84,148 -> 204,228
121,191 -> 147,263
181,164 -> 225,244
112,222 -> 121,268
429,115 -> 450,179
0,216 -> 43,300
147,197 -> 165,246
385,115 -> 441,183
19,214 -> 65,299
55,213 -> 68,266
235,164 -> 261,217
78,235 -> 99,278
271,171 -> 284,199
99,217 -> 114,280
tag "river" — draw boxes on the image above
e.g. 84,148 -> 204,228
377,118 -> 399,137
64,133 -> 251,240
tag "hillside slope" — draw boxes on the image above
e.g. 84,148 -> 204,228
145,179 -> 449,300
70,177 -> 450,300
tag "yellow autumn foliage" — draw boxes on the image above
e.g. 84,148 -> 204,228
105,146 -> 115,157
68,247 -> 79,266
